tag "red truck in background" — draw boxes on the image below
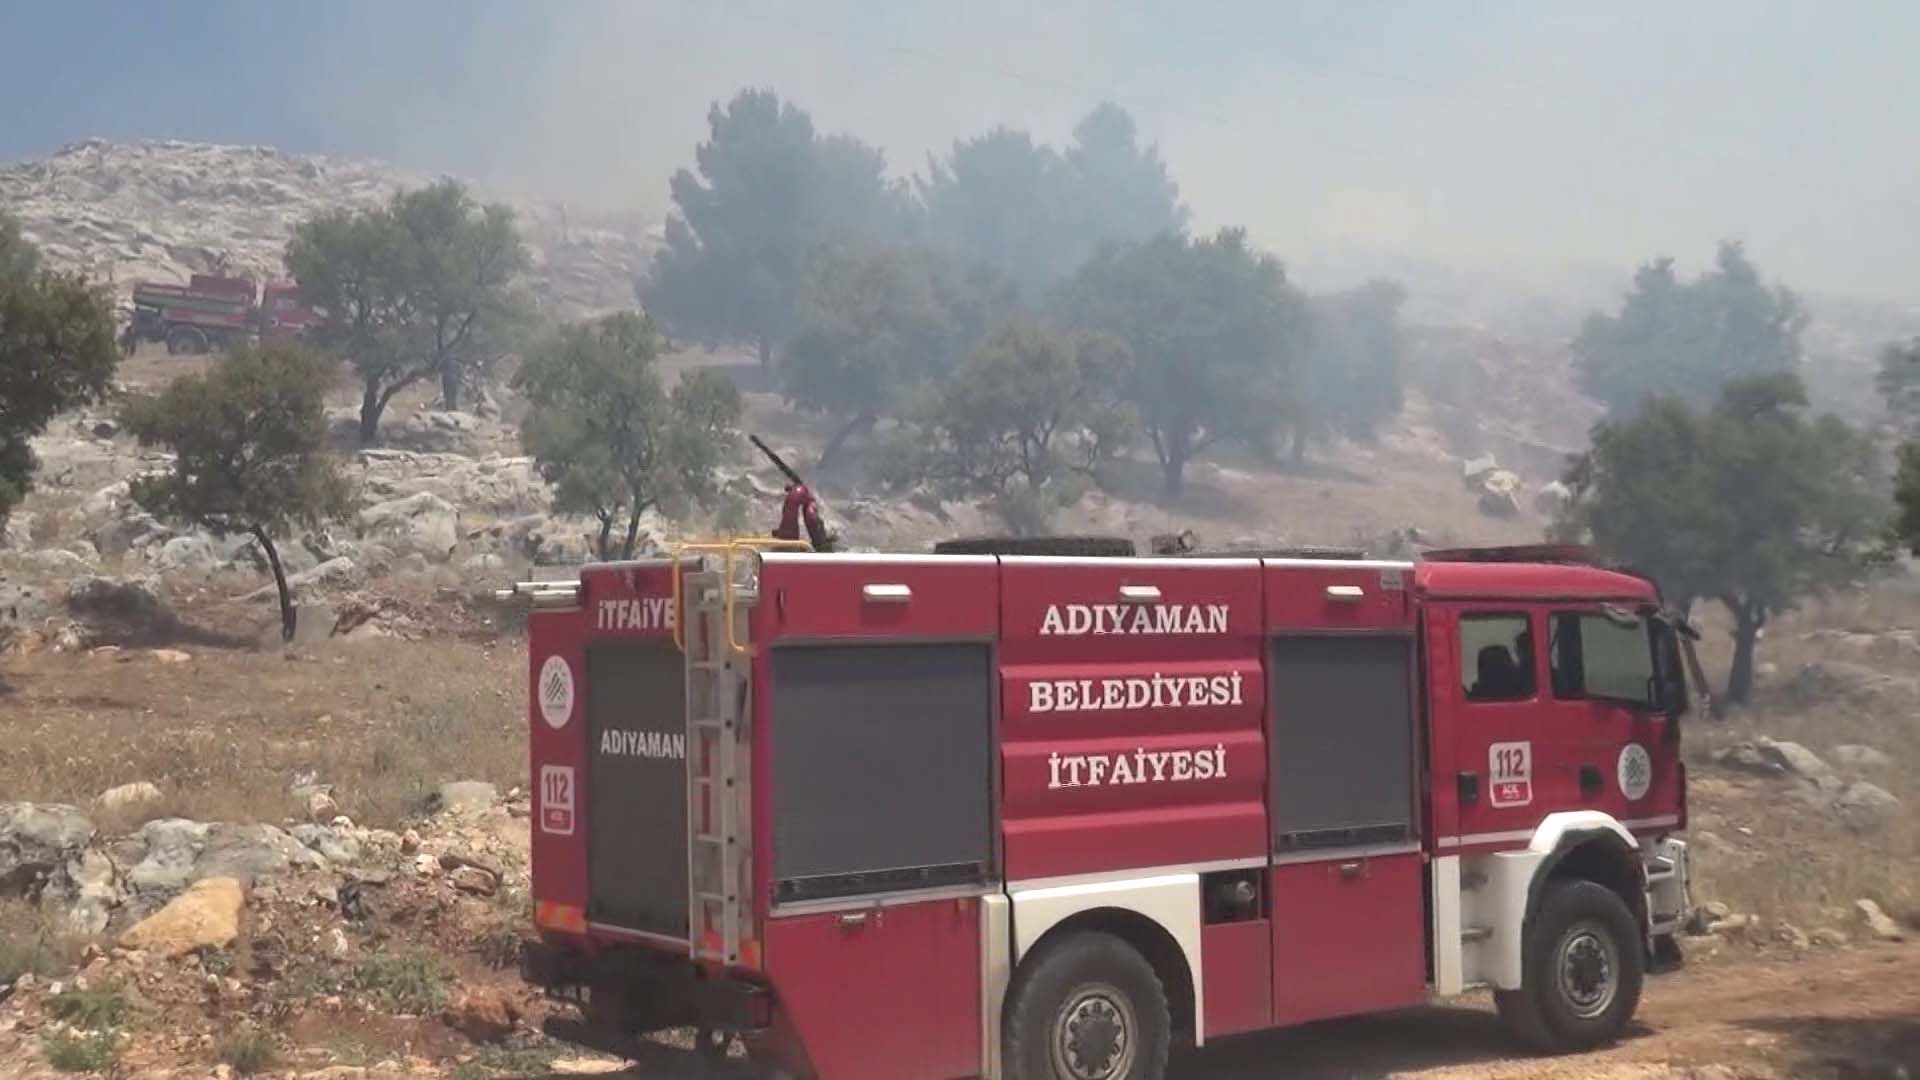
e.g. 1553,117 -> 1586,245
503,538 -> 1696,1080
123,273 -> 318,355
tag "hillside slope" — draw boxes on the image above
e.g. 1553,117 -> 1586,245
0,138 -> 653,321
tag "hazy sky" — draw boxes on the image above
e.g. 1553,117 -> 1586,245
4,0 -> 1917,301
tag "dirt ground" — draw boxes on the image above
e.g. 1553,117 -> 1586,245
3,931 -> 1912,1078
1179,945 -> 1920,1079
530,946 -> 1917,1079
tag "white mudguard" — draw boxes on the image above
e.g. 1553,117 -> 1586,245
1008,873 -> 1204,1034
1645,835 -> 1692,938
1445,812 -> 1646,993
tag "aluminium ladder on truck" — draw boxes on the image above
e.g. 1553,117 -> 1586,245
674,540 -> 807,969
683,557 -> 747,967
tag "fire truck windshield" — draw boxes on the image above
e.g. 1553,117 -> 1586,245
1550,610 -> 1657,707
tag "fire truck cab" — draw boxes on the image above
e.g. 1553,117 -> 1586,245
512,541 -> 1693,1079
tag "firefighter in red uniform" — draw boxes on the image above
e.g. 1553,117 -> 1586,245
773,482 -> 835,552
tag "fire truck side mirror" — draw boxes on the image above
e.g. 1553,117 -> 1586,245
1651,618 -> 1690,734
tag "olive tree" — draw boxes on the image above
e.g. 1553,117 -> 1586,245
121,341 -> 354,641
515,312 -> 743,560
287,180 -> 530,442
887,318 -> 1133,533
1572,242 -> 1807,417
779,244 -> 1006,473
1895,441 -> 1920,555
1556,373 -> 1886,705
0,213 -> 120,525
1062,227 -> 1310,497
1287,279 -> 1408,463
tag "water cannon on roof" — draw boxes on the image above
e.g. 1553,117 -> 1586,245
750,434 -> 836,553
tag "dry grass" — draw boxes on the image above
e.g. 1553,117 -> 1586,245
1687,789 -> 1919,935
113,346 -> 218,392
21,491 -> 91,550
0,631 -> 525,829
3,396 -> 535,832
1679,571 -> 1920,934
0,898 -> 90,984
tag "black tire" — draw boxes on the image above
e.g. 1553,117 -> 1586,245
1495,879 -> 1645,1054
934,535 -> 1137,557
165,326 -> 209,355
1004,932 -> 1169,1080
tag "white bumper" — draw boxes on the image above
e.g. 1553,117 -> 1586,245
1644,835 -> 1692,939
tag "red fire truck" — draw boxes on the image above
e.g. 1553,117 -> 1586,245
124,274 -> 318,355
507,539 -> 1695,1079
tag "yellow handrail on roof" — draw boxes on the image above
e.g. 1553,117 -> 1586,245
669,536 -> 813,654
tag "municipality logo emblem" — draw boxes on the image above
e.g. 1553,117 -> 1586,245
1617,743 -> 1652,801
539,655 -> 574,729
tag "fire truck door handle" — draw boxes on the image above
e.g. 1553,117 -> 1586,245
1580,765 -> 1603,797
839,911 -> 874,931
1457,772 -> 1479,806
1339,861 -> 1363,880
1118,585 -> 1162,604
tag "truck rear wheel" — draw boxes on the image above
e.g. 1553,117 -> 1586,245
165,326 -> 210,355
1496,879 -> 1645,1054
1004,932 -> 1169,1080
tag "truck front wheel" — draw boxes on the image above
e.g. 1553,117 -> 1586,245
1004,931 -> 1170,1080
1496,879 -> 1645,1053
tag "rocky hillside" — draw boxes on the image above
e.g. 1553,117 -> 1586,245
0,139 -> 653,322
0,138 -> 1688,540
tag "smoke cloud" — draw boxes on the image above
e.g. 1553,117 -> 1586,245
4,0 -> 1918,301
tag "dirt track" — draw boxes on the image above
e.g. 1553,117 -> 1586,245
558,945 -> 1920,1079
1176,945 -> 1920,1079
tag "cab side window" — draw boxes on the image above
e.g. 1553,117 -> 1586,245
1550,610 -> 1655,706
1460,614 -> 1535,702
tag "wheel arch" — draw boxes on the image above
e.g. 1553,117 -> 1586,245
1016,906 -> 1198,1044
1476,812 -> 1651,992
1008,874 -> 1205,1046
1525,814 -> 1649,940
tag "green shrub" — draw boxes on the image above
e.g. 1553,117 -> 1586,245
351,948 -> 450,1014
215,1027 -> 279,1076
43,1031 -> 119,1075
48,987 -> 130,1031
